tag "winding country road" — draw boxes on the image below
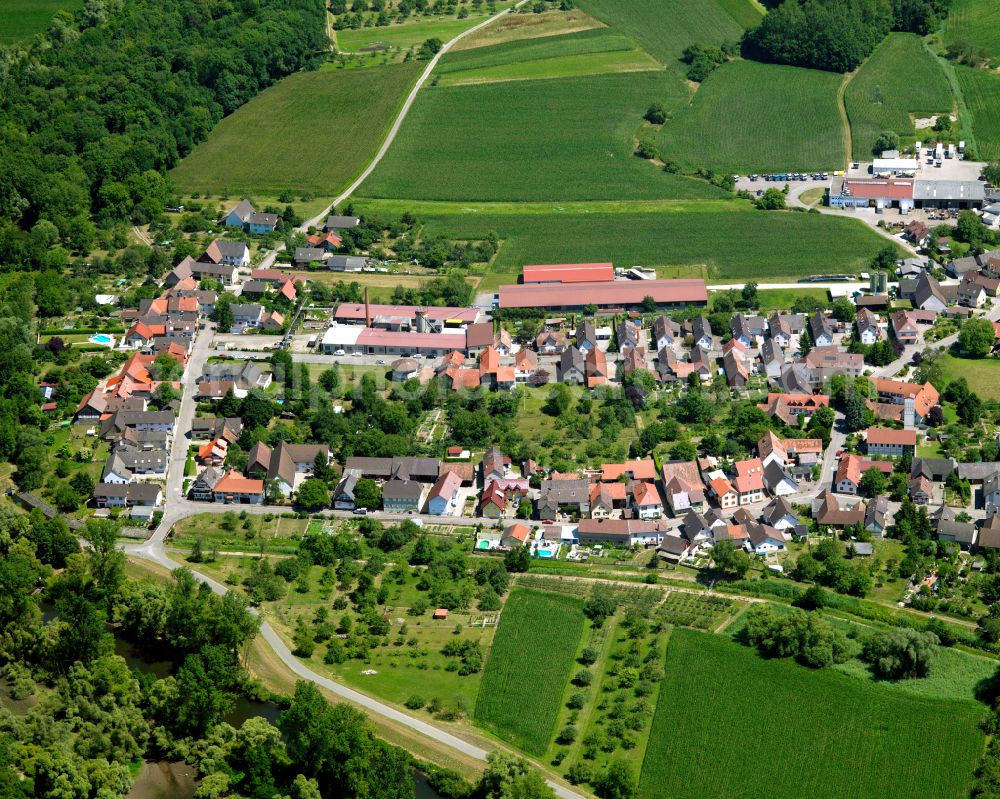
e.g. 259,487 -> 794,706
257,0 -> 529,270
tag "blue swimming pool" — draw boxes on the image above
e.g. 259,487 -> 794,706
536,549 -> 556,559
89,333 -> 114,345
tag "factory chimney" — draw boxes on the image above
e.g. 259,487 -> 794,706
364,287 -> 371,328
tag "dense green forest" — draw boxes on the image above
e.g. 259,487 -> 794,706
0,0 -> 327,266
744,0 -> 952,71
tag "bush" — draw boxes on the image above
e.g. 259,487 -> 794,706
861,628 -> 938,679
567,692 -> 588,710
404,695 -> 426,710
556,724 -> 578,745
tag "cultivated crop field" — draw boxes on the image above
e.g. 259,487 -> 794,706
657,592 -> 740,630
575,0 -> 745,66
956,65 -> 1000,160
845,34 -> 953,159
170,63 -> 420,196
474,588 -> 585,754
0,0 -> 81,44
389,200 -> 903,279
943,0 -> 1000,65
659,60 -> 846,173
638,629 -> 984,799
436,28 -> 660,86
358,71 -> 724,202
712,0 -> 765,29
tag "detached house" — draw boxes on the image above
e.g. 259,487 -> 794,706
630,481 -> 663,520
856,309 -> 881,345
427,471 -> 462,516
199,239 -> 249,271
559,347 -> 585,385
652,316 -> 680,351
660,460 -> 706,515
536,329 -> 566,354
576,321 -> 598,354
810,312 -> 834,347
223,199 -> 255,228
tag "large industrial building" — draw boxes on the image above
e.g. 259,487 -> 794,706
521,263 -> 615,284
497,278 -> 708,310
828,176 -> 986,212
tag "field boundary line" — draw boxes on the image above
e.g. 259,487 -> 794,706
837,66 -> 858,162
321,0 -> 531,221
931,39 -> 978,158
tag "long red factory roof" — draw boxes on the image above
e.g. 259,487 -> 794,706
356,329 -> 467,349
522,263 -> 614,284
498,279 -> 708,308
334,303 -> 480,323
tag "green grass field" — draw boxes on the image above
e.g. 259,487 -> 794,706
0,0 -> 82,44
943,0 -> 1000,65
658,60 -> 846,172
845,34 -> 953,159
355,199 -> 901,279
575,0 -> 745,66
939,353 -> 1000,400
358,71 -> 724,201
474,588 -> 585,755
436,28 -> 661,86
170,63 -> 421,196
713,0 -> 765,29
956,65 -> 1000,160
637,629 -> 985,799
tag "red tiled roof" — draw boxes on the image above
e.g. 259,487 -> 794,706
601,460 -> 657,482
841,178 -> 914,200
866,427 -> 916,446
214,472 -> 263,494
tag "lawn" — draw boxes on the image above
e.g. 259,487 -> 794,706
737,287 -> 830,313
357,71 -> 726,202
637,629 -> 985,799
956,64 -> 1000,161
0,0 -> 82,44
436,28 -> 661,86
845,34 -> 954,159
574,0 -> 745,67
943,0 -> 1000,66
170,63 -> 421,196
658,60 -> 846,173
939,353 -> 1000,400
369,200 -> 904,279
474,588 -> 586,755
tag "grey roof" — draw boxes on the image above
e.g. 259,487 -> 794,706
539,478 -> 590,505
936,506 -> 976,544
810,312 -> 833,340
324,215 -> 360,230
691,316 -> 712,342
762,496 -> 797,526
778,363 -> 813,393
335,469 -> 361,502
956,462 -> 1000,481
344,456 -> 441,481
560,346 -> 584,374
230,303 -> 263,319
865,495 -> 888,529
911,457 -> 956,481
240,280 -> 270,295
947,256 -> 980,277
382,478 -> 422,500
577,320 -> 597,347
913,273 -> 946,308
216,240 -> 248,258
201,361 -> 262,384
327,256 -> 369,270
93,482 -> 161,503
760,338 -> 782,365
227,199 -> 255,221
193,466 -> 225,491
248,212 -> 278,226
913,179 -> 986,202
294,247 -> 326,263
852,542 -> 874,556
657,535 -> 690,556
